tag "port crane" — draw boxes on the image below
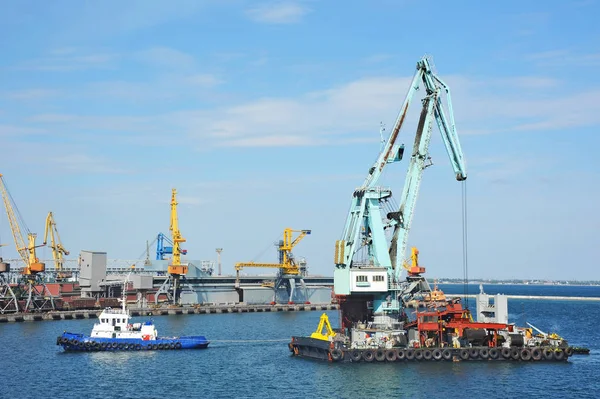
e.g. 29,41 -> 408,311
0,173 -> 55,311
43,212 -> 70,280
155,189 -> 189,305
155,232 -> 187,260
235,228 -> 311,304
333,56 -> 467,329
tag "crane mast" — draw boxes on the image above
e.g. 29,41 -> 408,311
155,189 -> 188,305
0,173 -> 55,311
43,212 -> 70,279
333,56 -> 467,325
235,228 -> 311,304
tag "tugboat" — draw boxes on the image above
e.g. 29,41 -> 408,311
56,276 -> 209,352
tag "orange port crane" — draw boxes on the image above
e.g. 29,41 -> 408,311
0,173 -> 55,311
235,228 -> 311,304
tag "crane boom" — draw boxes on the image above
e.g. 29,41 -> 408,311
167,189 -> 188,276
43,212 -> 70,272
0,173 -> 44,274
334,56 -> 467,301
0,174 -> 28,264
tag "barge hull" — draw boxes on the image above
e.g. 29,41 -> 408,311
289,337 -> 573,363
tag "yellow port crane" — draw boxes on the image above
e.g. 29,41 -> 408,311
43,212 -> 70,279
0,173 -> 55,311
154,188 -> 188,305
235,228 -> 311,304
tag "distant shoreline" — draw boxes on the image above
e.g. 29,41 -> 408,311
436,282 -> 600,287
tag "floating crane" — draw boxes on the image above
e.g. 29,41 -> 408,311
155,189 -> 189,305
333,56 -> 467,329
43,212 -> 70,280
0,173 -> 55,311
235,228 -> 311,304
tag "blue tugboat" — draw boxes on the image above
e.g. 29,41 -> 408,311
56,277 -> 209,352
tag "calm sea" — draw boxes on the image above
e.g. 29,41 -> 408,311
1,284 -> 598,399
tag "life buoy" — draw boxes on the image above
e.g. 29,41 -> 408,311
520,348 -> 532,361
432,348 -> 443,361
531,347 -> 542,361
142,335 -> 151,341
543,348 -> 554,360
405,349 -> 415,360
375,349 -> 386,362
501,347 -> 511,359
330,348 -> 343,361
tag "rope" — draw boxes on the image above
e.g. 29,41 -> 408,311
209,339 -> 290,343
461,181 -> 469,308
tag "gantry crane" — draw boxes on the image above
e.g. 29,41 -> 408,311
155,189 -> 188,305
333,56 -> 467,329
0,173 -> 55,311
43,212 -> 70,280
235,228 -> 311,304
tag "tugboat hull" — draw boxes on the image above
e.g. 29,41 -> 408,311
57,332 -> 209,351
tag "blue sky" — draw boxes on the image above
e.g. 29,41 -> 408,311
0,0 -> 599,280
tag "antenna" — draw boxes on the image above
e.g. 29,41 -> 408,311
216,248 -> 223,276
379,122 -> 386,153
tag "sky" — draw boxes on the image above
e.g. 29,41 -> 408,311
0,0 -> 599,281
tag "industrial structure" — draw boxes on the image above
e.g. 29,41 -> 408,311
154,189 -> 189,305
290,56 -> 574,363
235,228 -> 311,304
43,212 -> 70,281
0,173 -> 56,312
332,56 -> 466,329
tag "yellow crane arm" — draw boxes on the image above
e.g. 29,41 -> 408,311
43,212 -> 70,270
310,313 -> 336,341
0,174 -> 30,264
168,189 -> 188,275
235,262 -> 301,275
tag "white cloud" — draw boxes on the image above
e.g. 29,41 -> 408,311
246,1 -> 310,24
12,73 -> 600,151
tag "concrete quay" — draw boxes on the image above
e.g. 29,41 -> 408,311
0,303 -> 339,323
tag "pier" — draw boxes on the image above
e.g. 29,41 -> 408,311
0,303 -> 339,323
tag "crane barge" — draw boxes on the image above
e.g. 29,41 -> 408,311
289,56 -> 574,362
